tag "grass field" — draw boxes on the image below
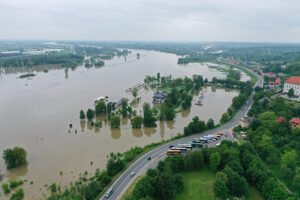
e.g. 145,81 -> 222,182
174,167 -> 264,200
174,167 -> 216,200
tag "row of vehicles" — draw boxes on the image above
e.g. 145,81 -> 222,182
166,132 -> 224,156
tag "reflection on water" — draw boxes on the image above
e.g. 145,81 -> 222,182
132,128 -> 143,138
159,121 -> 165,139
166,120 -> 176,130
144,127 -> 156,137
111,128 -> 121,139
80,120 -> 86,132
0,50 -> 246,199
6,164 -> 28,181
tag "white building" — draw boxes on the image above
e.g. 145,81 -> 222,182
283,76 -> 300,96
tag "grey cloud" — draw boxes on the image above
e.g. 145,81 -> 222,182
0,0 -> 300,42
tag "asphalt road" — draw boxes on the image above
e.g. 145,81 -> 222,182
101,68 -> 263,200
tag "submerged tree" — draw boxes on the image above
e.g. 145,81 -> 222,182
80,110 -> 86,120
86,109 -> 95,120
3,147 -> 27,169
111,115 -> 120,128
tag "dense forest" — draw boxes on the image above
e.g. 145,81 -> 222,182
246,87 -> 300,195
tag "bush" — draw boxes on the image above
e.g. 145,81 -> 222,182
3,147 -> 27,169
131,116 -> 143,128
111,115 -> 120,128
2,183 -> 10,194
10,188 -> 24,200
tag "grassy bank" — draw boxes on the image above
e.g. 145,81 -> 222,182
174,167 -> 215,200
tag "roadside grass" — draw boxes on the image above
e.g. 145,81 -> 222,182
121,175 -> 145,200
173,167 -> 264,200
174,167 -> 216,200
235,133 -> 245,144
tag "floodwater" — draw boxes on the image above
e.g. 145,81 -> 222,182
0,50 -> 244,199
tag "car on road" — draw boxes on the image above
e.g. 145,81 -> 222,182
130,171 -> 136,177
147,157 -> 151,161
105,187 -> 113,198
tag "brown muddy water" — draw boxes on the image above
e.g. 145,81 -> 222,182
0,50 -> 244,199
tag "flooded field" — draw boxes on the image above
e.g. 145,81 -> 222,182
0,50 -> 243,199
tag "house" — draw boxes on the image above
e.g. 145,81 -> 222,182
277,117 -> 285,123
283,76 -> 300,96
153,91 -> 168,104
269,78 -> 281,86
109,97 -> 128,107
239,116 -> 255,128
289,118 -> 300,128
262,72 -> 277,79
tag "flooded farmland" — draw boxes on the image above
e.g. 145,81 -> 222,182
0,50 -> 245,199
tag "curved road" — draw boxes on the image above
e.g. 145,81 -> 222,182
101,67 -> 263,200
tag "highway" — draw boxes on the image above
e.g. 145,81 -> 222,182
101,67 -> 263,200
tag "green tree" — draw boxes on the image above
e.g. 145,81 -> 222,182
80,110 -> 86,120
121,100 -> 128,118
206,118 -> 215,129
10,188 -> 24,200
223,166 -> 248,197
214,172 -> 229,199
288,88 -> 294,97
210,152 -> 221,172
157,72 -> 160,84
131,116 -> 143,128
143,103 -> 156,127
111,115 -> 120,128
95,100 -> 106,115
293,173 -> 300,189
86,109 -> 95,120
220,112 -> 230,124
262,177 -> 277,198
3,147 -> 27,169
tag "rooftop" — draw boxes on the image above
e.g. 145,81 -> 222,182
285,76 -> 300,85
290,117 -> 300,127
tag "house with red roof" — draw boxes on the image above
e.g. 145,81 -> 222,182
289,117 -> 300,128
269,78 -> 281,85
277,117 -> 285,123
283,76 -> 300,96
262,72 -> 277,79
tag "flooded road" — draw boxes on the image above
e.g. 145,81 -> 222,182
0,50 -> 243,199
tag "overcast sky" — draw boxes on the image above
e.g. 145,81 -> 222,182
0,0 -> 300,42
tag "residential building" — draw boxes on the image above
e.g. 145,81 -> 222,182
289,117 -> 300,128
283,76 -> 300,96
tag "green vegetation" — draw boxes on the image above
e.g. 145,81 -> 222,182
0,54 -> 83,68
79,110 -> 86,120
10,180 -> 24,189
174,168 -> 215,200
288,88 -> 294,97
127,140 -> 295,200
111,115 -> 120,128
2,183 -> 11,194
143,103 -> 156,127
86,109 -> 95,120
131,116 -> 143,128
2,147 -> 27,169
10,188 -> 24,200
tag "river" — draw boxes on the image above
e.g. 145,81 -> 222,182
0,50 -> 248,199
